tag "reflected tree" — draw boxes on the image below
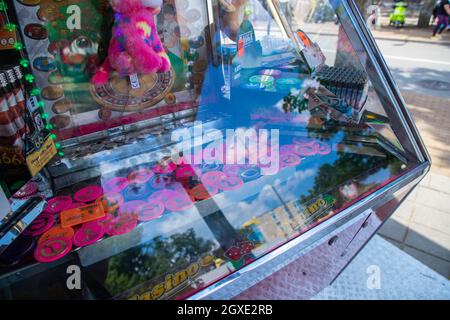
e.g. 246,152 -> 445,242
102,228 -> 215,296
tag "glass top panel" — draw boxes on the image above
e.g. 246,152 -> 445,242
0,0 -> 422,300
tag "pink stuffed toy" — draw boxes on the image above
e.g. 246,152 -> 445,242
92,0 -> 171,85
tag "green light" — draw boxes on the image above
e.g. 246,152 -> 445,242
4,24 -> 15,32
41,113 -> 49,120
20,59 -> 30,68
31,88 -> 41,96
58,151 -> 65,157
0,2 -> 7,11
37,101 -> 45,108
25,74 -> 35,83
45,124 -> 54,130
14,42 -> 23,50
50,133 -> 57,140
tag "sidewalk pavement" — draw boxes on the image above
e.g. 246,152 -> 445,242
313,235 -> 450,299
301,21 -> 450,45
378,91 -> 450,279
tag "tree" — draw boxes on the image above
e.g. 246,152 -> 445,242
418,0 -> 436,27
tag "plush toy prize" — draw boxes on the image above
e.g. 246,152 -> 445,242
92,0 -> 171,85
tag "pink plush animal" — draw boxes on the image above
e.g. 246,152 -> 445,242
92,0 -> 171,85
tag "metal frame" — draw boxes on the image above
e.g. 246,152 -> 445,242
188,0 -> 431,300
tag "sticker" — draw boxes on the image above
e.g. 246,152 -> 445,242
23,214 -> 55,236
73,221 -> 105,247
280,154 -> 301,167
33,56 -> 57,73
34,237 -> 72,263
128,169 -> 154,184
26,135 -> 57,177
118,200 -> 147,217
136,201 -> 165,221
24,23 -> 48,40
189,184 -> 218,200
74,186 -> 103,203
39,225 -> 75,244
97,193 -> 124,213
103,177 -> 129,193
217,176 -> 244,191
12,182 -> 38,199
165,193 -> 194,212
104,214 -> 138,236
201,171 -> 226,187
60,202 -> 106,228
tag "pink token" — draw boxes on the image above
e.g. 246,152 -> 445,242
44,196 -> 73,214
201,171 -> 227,187
222,165 -> 242,177
280,144 -> 297,155
293,144 -> 317,157
136,201 -> 165,221
149,175 -> 173,189
23,214 -> 55,236
148,189 -> 178,203
165,193 -> 194,212
217,176 -> 244,191
74,186 -> 103,203
280,154 -> 301,167
34,236 -> 72,263
152,162 -> 177,174
103,177 -> 129,193
66,202 -> 84,210
315,142 -> 331,155
73,221 -> 105,247
13,182 -> 38,199
293,137 -> 316,146
118,200 -> 147,216
104,214 -> 138,236
175,166 -> 198,180
128,169 -> 154,184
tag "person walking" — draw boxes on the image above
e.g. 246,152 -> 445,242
432,0 -> 450,39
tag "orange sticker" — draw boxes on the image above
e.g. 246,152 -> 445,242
60,202 -> 105,228
38,225 -> 75,244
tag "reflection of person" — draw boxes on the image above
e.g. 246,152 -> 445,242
432,0 -> 450,39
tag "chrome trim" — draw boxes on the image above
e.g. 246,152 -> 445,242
343,0 -> 429,163
189,162 -> 429,300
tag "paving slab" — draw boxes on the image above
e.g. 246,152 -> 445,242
313,235 -> 450,299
